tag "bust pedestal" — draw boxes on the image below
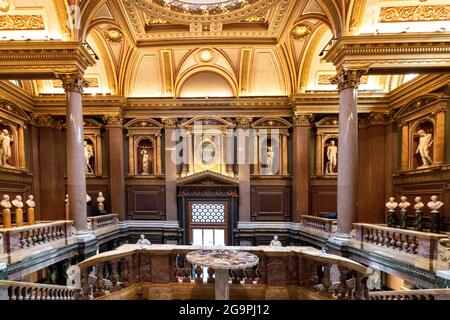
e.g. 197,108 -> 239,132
415,211 -> 423,231
2,209 -> 11,228
430,211 -> 440,233
399,211 -> 407,229
387,210 -> 396,228
27,207 -> 35,225
15,208 -> 23,227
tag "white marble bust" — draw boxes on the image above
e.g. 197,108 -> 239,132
11,195 -> 23,208
427,195 -> 444,213
385,197 -> 398,212
1,194 -> 11,209
398,196 -> 410,212
414,196 -> 424,212
270,235 -> 282,246
137,234 -> 151,246
97,192 -> 105,211
26,195 -> 35,208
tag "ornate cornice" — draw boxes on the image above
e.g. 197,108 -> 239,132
236,117 -> 253,128
331,68 -> 368,91
55,72 -> 88,94
33,115 -> 63,130
323,34 -> 450,73
0,41 -> 95,78
162,117 -> 177,129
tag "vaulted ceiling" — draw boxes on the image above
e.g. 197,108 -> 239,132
2,0 -> 450,97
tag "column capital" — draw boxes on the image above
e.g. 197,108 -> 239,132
331,68 -> 368,91
367,112 -> 391,126
33,115 -> 64,130
55,72 -> 88,93
236,117 -> 253,128
292,114 -> 314,127
162,117 -> 177,129
103,114 -> 123,128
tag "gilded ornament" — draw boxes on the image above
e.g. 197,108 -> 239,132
104,28 -> 124,43
291,24 -> 312,39
380,5 -> 450,23
0,0 -> 10,13
198,48 -> 214,63
0,15 -> 45,30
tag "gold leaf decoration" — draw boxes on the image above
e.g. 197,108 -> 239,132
380,5 -> 450,23
0,15 -> 45,30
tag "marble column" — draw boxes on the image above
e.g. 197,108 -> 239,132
331,69 -> 366,242
105,115 -> 125,220
292,115 -> 312,222
58,73 -> 88,233
163,118 -> 178,221
18,125 -> 26,170
188,132 -> 194,174
237,117 -> 252,222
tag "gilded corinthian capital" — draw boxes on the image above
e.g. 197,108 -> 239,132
54,72 -> 88,93
103,115 -> 123,128
292,114 -> 314,127
331,68 -> 368,91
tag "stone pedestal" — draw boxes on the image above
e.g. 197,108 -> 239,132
430,211 -> 440,233
331,69 -> 366,241
2,209 -> 11,228
215,269 -> 229,300
399,210 -> 407,229
387,210 -> 396,228
27,208 -> 35,225
15,208 -> 23,227
415,211 -> 423,231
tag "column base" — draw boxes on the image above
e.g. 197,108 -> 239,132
329,232 -> 352,245
75,230 -> 96,242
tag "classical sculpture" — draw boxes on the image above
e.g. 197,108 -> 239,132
12,195 -> 24,227
325,140 -> 338,174
1,194 -> 12,228
137,234 -> 151,246
84,141 -> 94,174
201,141 -> 215,164
65,194 -> 69,220
385,197 -> 398,228
269,235 -> 282,246
0,129 -> 14,167
428,195 -> 444,233
26,195 -> 36,225
414,196 -> 424,231
97,192 -> 105,213
266,146 -> 274,174
12,195 -> 23,208
141,149 -> 149,175
398,196 -> 410,229
415,129 -> 433,168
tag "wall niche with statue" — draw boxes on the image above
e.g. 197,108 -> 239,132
314,116 -> 339,177
395,94 -> 447,171
125,118 -> 162,177
83,118 -> 104,176
0,101 -> 29,171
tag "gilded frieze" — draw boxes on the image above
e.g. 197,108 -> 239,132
0,15 -> 45,30
380,5 -> 450,23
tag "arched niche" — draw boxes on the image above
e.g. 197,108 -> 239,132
411,119 -> 434,170
314,116 -> 339,177
0,101 -> 30,171
83,118 -> 104,176
125,118 -> 163,177
177,70 -> 236,98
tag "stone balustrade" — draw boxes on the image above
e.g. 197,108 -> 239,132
0,221 -> 74,263
77,244 -> 373,300
369,289 -> 450,300
0,280 -> 78,300
352,223 -> 449,271
87,214 -> 119,232
299,215 -> 337,240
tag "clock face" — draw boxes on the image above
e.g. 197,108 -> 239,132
199,49 -> 214,62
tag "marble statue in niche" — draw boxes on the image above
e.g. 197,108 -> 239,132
0,129 -> 14,167
266,146 -> 274,172
414,125 -> 433,168
137,139 -> 154,175
325,139 -> 338,174
84,140 -> 95,174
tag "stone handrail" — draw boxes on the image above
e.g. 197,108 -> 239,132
300,215 -> 337,233
77,244 -> 373,300
353,223 -> 448,261
0,280 -> 78,300
369,289 -> 450,300
0,221 -> 73,254
87,214 -> 119,231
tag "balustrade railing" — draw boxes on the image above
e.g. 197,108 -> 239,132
353,223 -> 448,263
300,215 -> 337,236
0,280 -> 78,300
0,221 -> 73,255
369,289 -> 450,300
77,244 -> 373,300
87,214 -> 119,232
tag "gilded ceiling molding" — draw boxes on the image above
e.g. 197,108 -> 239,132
348,0 -> 366,32
0,0 -> 10,12
0,15 -> 45,30
53,0 -> 71,38
379,5 -> 450,23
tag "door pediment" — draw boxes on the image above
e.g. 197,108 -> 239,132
177,170 -> 238,186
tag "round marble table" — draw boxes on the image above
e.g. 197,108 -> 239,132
186,249 -> 259,300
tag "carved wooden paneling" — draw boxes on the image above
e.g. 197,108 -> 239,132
251,186 -> 290,221
126,185 -> 166,220
310,185 -> 337,216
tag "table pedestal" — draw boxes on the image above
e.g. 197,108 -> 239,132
215,269 -> 229,300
